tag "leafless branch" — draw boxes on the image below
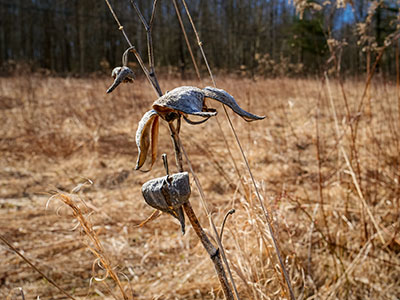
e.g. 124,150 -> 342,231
129,0 -> 161,94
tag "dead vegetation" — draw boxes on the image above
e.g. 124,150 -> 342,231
1,73 -> 400,299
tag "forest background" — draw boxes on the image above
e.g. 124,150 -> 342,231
0,0 -> 398,78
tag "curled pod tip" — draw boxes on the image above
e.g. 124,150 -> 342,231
203,86 -> 266,121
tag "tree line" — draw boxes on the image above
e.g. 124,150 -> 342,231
0,0 -> 398,77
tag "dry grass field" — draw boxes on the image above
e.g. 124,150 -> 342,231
1,73 -> 400,299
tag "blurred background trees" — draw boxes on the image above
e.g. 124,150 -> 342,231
0,0 -> 398,76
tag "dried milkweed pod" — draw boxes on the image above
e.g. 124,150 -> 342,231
153,86 -> 217,123
153,86 -> 264,123
134,86 -> 265,170
106,66 -> 135,93
141,172 -> 190,234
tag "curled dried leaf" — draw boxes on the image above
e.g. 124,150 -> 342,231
133,209 -> 162,228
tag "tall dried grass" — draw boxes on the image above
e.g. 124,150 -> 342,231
1,73 -> 399,299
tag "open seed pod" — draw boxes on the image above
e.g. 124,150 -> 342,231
106,66 -> 135,93
152,86 -> 217,122
152,86 -> 265,123
135,86 -> 265,171
141,172 -> 190,234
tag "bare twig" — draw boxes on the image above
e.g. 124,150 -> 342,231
220,209 -> 236,242
328,40 -> 364,207
307,204 -> 319,278
315,80 -> 338,253
129,0 -> 160,83
179,1 -> 295,299
172,0 -> 201,80
396,41 -> 400,217
182,0 -> 296,300
354,32 -> 400,141
20,288 -> 25,300
176,1 -> 250,200
180,0 -> 215,86
176,0 -> 250,200
104,0 -> 130,43
0,234 -> 77,300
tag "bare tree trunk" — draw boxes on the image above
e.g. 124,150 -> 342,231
0,1 -> 6,65
76,1 -> 85,74
43,1 -> 53,70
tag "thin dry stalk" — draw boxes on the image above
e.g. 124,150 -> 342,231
327,39 -> 364,229
0,234 -> 77,300
354,32 -> 400,141
214,116 -> 251,199
172,0 -> 202,81
339,147 -> 385,244
152,21 -> 245,294
175,0 -> 250,201
324,74 -> 385,244
326,234 -> 375,299
55,193 -> 129,300
396,42 -> 400,209
337,74 -> 363,195
315,84 -> 344,279
169,122 -> 235,300
220,209 -> 236,242
222,108 -> 296,300
178,2 -> 295,298
315,81 -> 332,243
129,0 -> 162,93
104,1 -> 235,298
180,0 -> 215,86
306,204 -> 319,278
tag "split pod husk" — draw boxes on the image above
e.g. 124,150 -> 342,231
141,172 -> 190,234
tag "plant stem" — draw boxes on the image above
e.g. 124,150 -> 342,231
0,234 -> 77,300
168,122 -> 234,300
105,2 -> 234,297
